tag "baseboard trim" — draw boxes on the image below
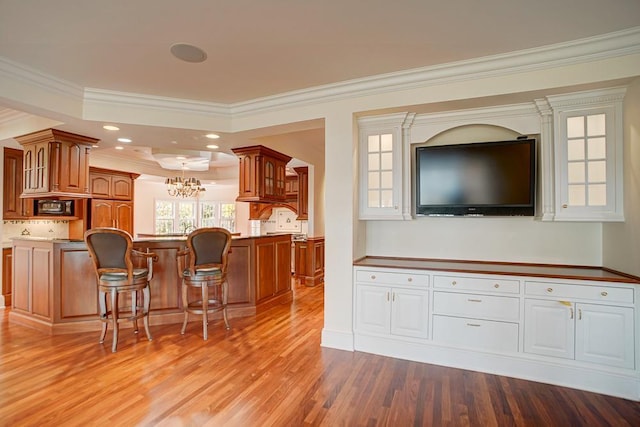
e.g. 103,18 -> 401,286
354,333 -> 639,401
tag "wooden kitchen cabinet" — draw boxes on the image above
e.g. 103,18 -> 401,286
294,236 -> 324,286
232,145 -> 292,203
294,166 -> 308,220
89,167 -> 137,200
15,129 -> 97,199
2,247 -> 12,307
90,200 -> 134,234
3,147 -> 33,219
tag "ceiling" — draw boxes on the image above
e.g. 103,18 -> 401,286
1,0 -> 639,179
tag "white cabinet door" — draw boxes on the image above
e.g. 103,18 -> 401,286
524,299 -> 575,360
390,288 -> 428,338
357,113 -> 411,220
355,285 -> 390,335
576,303 -> 634,369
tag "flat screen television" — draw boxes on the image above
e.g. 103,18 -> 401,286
415,138 -> 536,216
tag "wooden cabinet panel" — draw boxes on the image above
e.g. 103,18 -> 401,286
58,248 -> 97,319
3,148 -> 33,219
256,241 -> 276,301
2,248 -> 12,307
31,247 -> 52,318
12,246 -> 30,312
112,176 -> 134,200
88,172 -> 111,198
15,129 -> 97,198
11,243 -> 52,318
90,199 -> 133,235
89,168 -> 136,200
91,199 -> 116,228
294,166 -> 309,220
232,145 -> 292,203
294,237 -> 324,286
226,245 -> 252,304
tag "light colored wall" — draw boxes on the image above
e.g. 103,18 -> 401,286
603,77 -> 640,275
133,179 -> 242,236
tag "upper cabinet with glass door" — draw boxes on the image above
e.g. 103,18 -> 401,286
358,113 -> 412,220
548,88 -> 626,221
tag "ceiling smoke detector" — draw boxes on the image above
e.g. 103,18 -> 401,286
170,43 -> 207,63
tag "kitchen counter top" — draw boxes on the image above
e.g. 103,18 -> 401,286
9,234 -> 291,244
354,256 -> 640,284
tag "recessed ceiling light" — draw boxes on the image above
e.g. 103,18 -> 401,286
206,133 -> 220,139
115,146 -> 124,150
176,156 -> 186,160
103,125 -> 119,131
117,138 -> 132,143
92,144 -> 99,148
206,144 -> 219,149
170,43 -> 207,63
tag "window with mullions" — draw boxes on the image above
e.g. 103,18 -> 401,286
155,200 -> 236,234
566,113 -> 607,207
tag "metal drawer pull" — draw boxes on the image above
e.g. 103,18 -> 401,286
579,309 -> 582,320
570,308 -> 574,319
452,281 -> 457,286
468,299 -> 482,303
371,275 -> 376,280
494,284 -> 500,288
466,323 -> 481,327
601,291 -> 608,297
546,287 -> 553,293
407,277 -> 412,282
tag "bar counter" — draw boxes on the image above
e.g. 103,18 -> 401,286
9,234 -> 293,334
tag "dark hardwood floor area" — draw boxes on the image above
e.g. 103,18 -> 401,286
1,281 -> 639,426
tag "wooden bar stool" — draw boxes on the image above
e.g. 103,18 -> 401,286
176,227 -> 232,340
85,228 -> 157,352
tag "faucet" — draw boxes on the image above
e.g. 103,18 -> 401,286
182,224 -> 196,236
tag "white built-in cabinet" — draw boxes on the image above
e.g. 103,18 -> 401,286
524,280 -> 635,369
545,87 -> 626,221
357,86 -> 626,222
355,269 -> 429,338
353,263 -> 639,400
357,113 -> 414,220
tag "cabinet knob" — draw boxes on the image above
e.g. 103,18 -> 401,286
546,287 -> 553,293
407,277 -> 412,282
562,204 -> 568,208
452,281 -> 457,286
494,283 -> 500,288
371,275 -> 376,280
601,291 -> 608,297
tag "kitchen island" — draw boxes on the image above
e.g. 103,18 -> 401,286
9,234 -> 292,334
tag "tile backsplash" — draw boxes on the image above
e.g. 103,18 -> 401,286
2,220 -> 69,242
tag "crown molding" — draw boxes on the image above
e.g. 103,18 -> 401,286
1,27 -> 639,121
0,56 -> 83,101
230,26 -> 640,115
83,88 -> 231,118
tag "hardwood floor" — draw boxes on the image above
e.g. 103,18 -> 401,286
1,281 -> 639,426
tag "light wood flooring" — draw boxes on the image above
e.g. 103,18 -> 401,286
1,282 -> 639,426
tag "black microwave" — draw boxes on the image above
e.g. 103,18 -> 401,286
35,200 -> 74,216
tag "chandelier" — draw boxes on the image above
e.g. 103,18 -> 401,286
165,164 -> 206,198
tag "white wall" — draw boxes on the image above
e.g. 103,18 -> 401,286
366,218 -> 602,265
603,77 -> 640,275
133,179 -> 242,236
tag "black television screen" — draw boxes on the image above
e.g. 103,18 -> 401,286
415,139 -> 536,216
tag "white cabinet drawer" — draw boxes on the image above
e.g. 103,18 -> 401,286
434,275 -> 519,294
355,269 -> 429,287
433,315 -> 519,353
433,291 -> 519,322
525,281 -> 633,304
